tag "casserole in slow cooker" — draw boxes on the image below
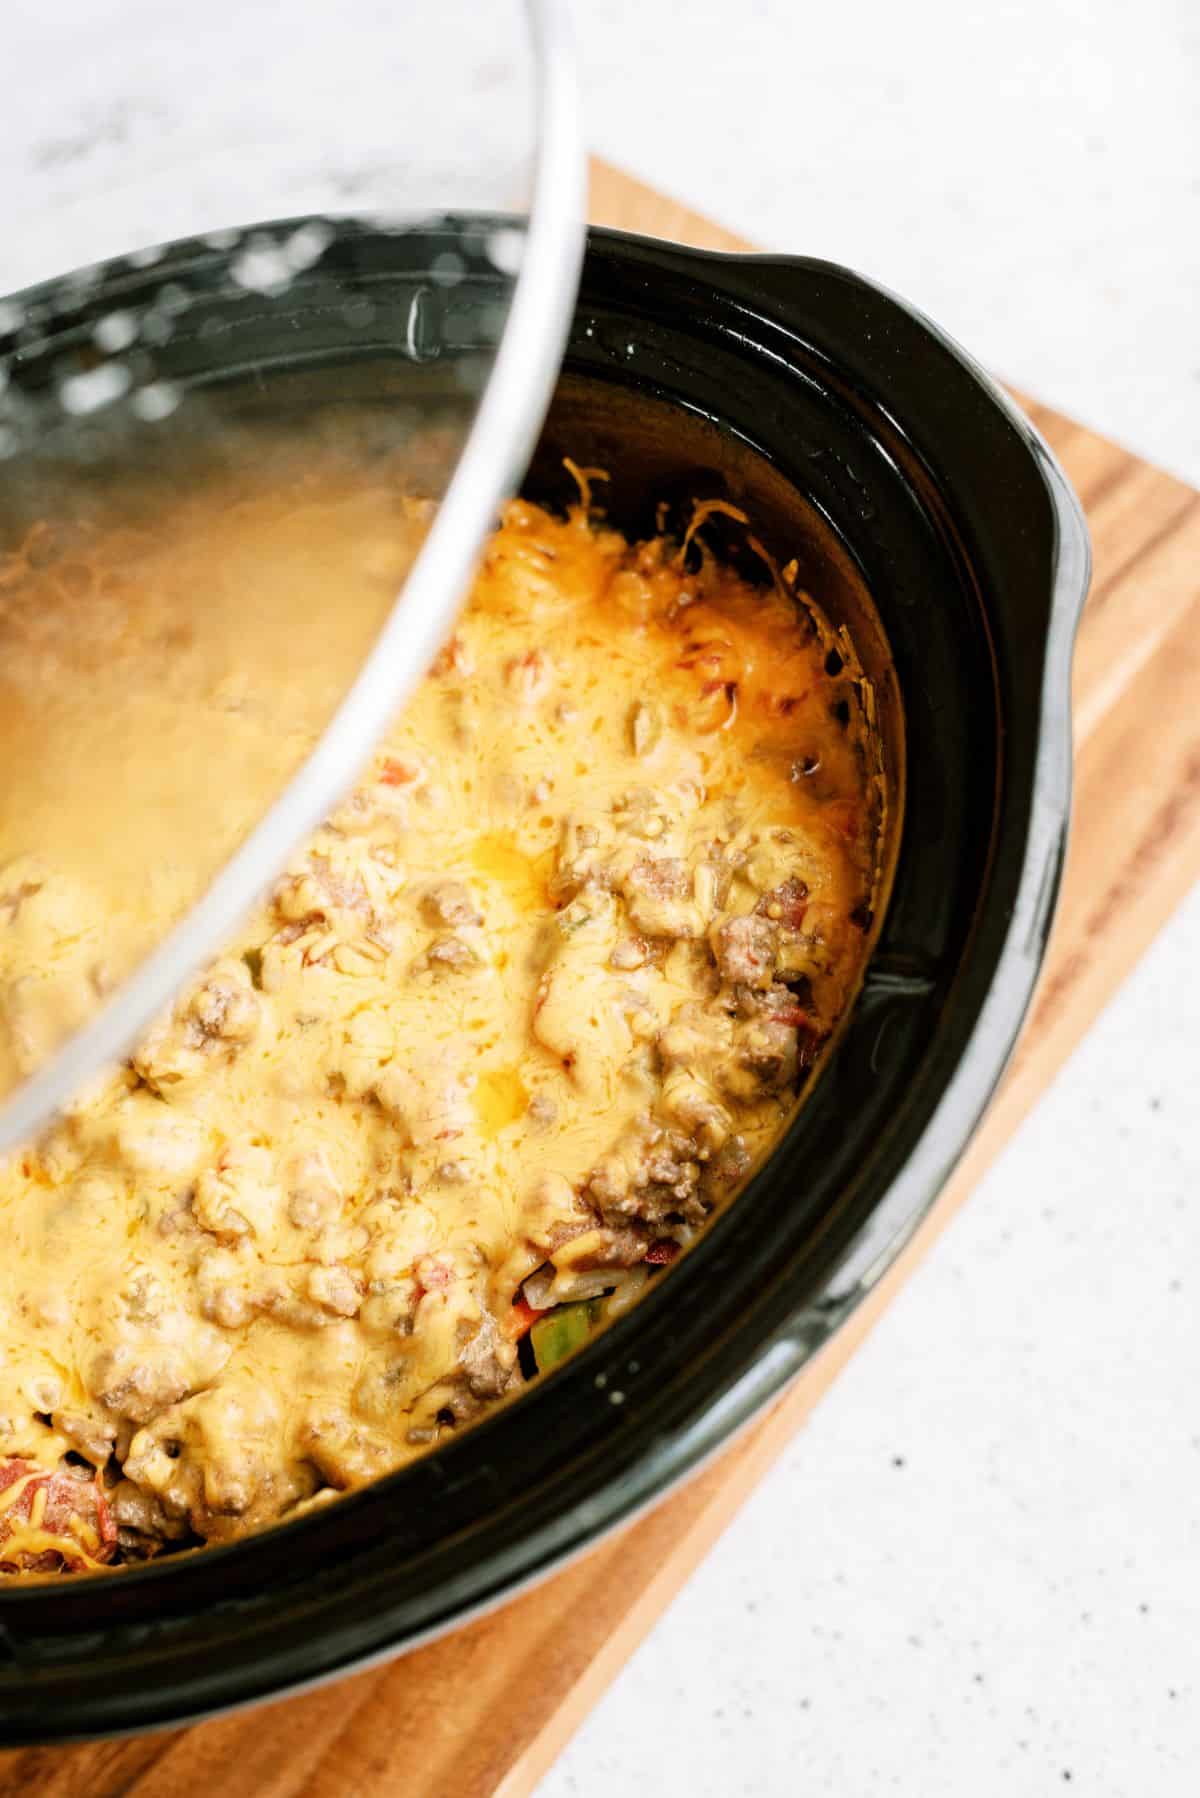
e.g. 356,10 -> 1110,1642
0,444 -> 887,1573
0,222 -> 1086,1739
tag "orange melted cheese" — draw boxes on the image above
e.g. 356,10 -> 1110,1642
0,482 -> 876,1570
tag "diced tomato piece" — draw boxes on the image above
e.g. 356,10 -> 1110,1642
770,1004 -> 810,1029
0,1458 -> 116,1572
506,1294 -> 548,1340
0,1459 -> 29,1500
645,1240 -> 680,1266
414,1255 -> 454,1295
431,634 -> 470,677
378,756 -> 420,787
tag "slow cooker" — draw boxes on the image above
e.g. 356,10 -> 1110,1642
0,218 -> 1089,1740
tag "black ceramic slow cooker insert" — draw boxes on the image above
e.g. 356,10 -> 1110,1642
0,222 -> 1089,1740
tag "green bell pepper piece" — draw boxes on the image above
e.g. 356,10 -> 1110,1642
530,1299 -> 600,1373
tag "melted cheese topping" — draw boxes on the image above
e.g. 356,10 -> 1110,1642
0,480 -> 876,1571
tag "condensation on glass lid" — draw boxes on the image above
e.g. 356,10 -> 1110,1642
0,0 -> 587,1141
0,212 -> 528,466
0,203 -> 537,1110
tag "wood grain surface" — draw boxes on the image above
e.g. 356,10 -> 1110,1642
4,159 -> 1199,1798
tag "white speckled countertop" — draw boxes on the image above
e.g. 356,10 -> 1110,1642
5,2 -> 1199,1789
551,7 -> 1200,1793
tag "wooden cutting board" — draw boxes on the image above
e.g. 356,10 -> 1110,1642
4,159 -> 1199,1798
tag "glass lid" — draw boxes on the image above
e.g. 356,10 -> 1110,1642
0,0 -> 583,1151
